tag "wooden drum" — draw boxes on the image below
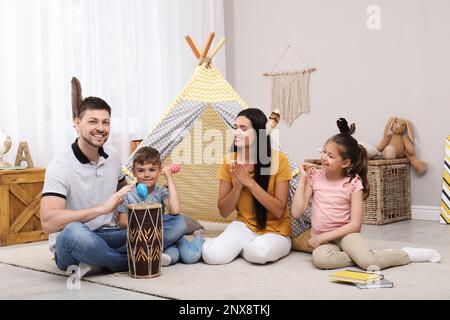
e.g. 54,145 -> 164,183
127,203 -> 163,278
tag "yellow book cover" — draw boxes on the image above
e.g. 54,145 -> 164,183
329,269 -> 384,284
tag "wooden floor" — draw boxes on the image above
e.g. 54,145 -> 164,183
0,219 -> 448,299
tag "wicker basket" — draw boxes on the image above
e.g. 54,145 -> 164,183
304,158 -> 411,225
364,158 -> 411,225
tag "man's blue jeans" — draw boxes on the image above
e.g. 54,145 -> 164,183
55,222 -> 128,272
55,214 -> 203,271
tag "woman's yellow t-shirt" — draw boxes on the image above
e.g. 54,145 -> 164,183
217,151 -> 292,237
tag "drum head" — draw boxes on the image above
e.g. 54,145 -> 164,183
127,203 -> 162,210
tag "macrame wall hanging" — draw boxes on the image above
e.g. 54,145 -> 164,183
263,45 -> 316,126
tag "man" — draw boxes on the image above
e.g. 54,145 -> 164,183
40,96 -> 133,277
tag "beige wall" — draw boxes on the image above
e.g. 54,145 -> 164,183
223,0 -> 450,214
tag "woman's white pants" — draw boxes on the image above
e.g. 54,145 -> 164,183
202,221 -> 291,265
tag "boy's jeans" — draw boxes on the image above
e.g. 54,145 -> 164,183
55,214 -> 203,272
162,214 -> 204,265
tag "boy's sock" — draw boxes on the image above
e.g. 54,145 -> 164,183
193,229 -> 204,237
177,234 -> 205,264
162,253 -> 171,267
401,247 -> 441,263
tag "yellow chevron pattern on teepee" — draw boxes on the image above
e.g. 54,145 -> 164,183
441,135 -> 450,224
147,64 -> 247,136
181,65 -> 248,104
160,105 -> 237,223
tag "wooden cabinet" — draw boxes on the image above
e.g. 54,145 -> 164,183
0,168 -> 48,246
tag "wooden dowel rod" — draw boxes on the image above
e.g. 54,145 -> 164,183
185,35 -> 201,59
209,37 -> 225,60
201,32 -> 215,59
263,67 -> 316,77
191,39 -> 203,57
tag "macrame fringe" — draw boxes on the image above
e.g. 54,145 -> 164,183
268,69 -> 313,126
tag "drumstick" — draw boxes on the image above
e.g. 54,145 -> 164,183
266,109 -> 281,136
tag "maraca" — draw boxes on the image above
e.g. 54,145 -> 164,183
136,183 -> 148,200
161,162 -> 181,175
169,163 -> 180,174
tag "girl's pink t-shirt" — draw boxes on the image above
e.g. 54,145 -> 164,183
309,168 -> 364,237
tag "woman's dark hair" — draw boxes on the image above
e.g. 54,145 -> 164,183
329,118 -> 370,200
233,108 -> 271,229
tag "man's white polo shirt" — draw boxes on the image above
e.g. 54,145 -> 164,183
42,139 -> 124,253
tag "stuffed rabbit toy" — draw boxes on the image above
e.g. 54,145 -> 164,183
377,117 -> 427,175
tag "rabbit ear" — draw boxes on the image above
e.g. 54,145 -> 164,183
405,120 -> 414,143
383,117 -> 396,136
71,77 -> 83,120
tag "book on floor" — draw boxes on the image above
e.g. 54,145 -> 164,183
356,278 -> 394,289
329,269 -> 384,284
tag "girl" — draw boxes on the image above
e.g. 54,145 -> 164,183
291,118 -> 441,270
202,108 -> 292,265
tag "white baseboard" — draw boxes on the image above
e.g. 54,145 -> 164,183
411,205 -> 440,221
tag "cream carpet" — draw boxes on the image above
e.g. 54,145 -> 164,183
0,222 -> 448,300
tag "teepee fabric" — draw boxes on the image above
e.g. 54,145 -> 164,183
124,64 -> 310,236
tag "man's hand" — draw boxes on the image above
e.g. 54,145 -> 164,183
97,184 -> 134,215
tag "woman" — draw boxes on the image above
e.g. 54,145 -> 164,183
202,108 -> 292,265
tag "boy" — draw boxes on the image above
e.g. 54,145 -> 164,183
116,147 -> 204,265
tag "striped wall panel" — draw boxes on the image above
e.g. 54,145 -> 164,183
440,135 -> 450,224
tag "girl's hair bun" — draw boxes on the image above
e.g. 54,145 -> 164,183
337,118 -> 356,135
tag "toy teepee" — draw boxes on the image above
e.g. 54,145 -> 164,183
123,33 -> 310,236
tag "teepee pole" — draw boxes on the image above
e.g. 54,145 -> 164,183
191,39 -> 203,57
201,32 -> 215,59
209,37 -> 225,60
185,35 -> 201,59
